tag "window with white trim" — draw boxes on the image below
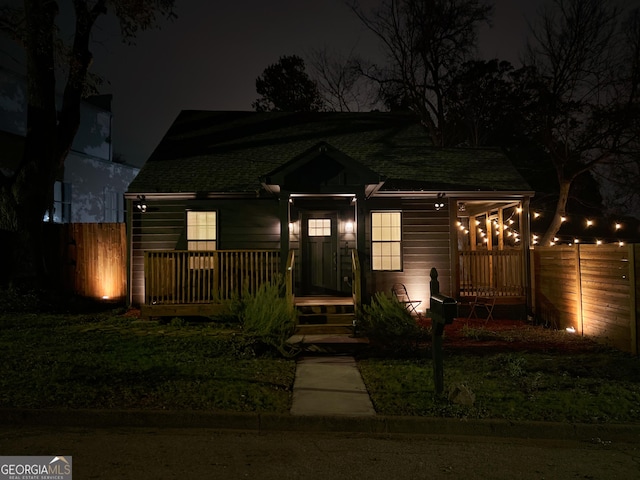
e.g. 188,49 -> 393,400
187,211 -> 217,250
371,211 -> 402,271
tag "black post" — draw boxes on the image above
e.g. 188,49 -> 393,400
430,268 -> 444,395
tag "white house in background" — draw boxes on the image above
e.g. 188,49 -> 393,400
0,67 -> 139,223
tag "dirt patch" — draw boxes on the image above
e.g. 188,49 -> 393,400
440,317 -> 604,354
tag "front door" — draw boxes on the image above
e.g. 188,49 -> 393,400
301,212 -> 338,294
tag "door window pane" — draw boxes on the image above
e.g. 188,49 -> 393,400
308,218 -> 331,237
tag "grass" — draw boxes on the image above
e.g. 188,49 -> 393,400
2,308 -> 639,424
358,345 -> 640,424
0,311 -> 295,413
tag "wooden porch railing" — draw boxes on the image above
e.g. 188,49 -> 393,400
458,249 -> 524,297
351,249 -> 361,317
285,249 -> 295,309
144,250 -> 280,305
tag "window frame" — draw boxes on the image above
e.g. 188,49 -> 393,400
307,218 -> 332,237
186,210 -> 218,251
371,210 -> 403,271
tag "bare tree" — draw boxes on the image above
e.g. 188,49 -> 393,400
306,46 -> 379,112
592,7 -> 640,219
524,0 -> 640,245
346,0 -> 493,145
0,0 -> 176,285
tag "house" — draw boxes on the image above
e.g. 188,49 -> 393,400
1,67 -> 138,298
0,68 -> 139,224
125,111 -> 534,320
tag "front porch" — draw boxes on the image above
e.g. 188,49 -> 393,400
140,248 -> 526,319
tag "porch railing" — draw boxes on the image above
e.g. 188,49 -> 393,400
285,249 -> 295,309
144,250 -> 280,305
351,249 -> 361,317
458,249 -> 524,297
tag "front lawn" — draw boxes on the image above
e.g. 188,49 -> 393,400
359,332 -> 640,423
2,310 -> 639,425
0,312 -> 295,412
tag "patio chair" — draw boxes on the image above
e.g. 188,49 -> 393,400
392,283 -> 422,318
467,288 -> 496,323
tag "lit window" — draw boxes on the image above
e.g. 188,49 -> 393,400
187,211 -> 217,250
371,211 -> 402,271
187,211 -> 216,269
308,218 -> 331,236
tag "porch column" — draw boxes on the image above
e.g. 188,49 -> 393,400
520,196 -> 533,314
355,189 -> 367,302
449,198 -> 459,299
279,190 -> 290,274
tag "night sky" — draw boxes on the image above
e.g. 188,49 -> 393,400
3,0 -> 543,166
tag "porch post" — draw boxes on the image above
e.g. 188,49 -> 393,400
125,197 -> 133,307
520,196 -> 533,315
355,189 -> 367,303
449,198 -> 459,299
279,190 -> 290,274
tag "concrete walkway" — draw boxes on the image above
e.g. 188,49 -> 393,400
290,356 -> 376,416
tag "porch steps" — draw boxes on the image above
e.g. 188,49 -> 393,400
292,296 -> 365,354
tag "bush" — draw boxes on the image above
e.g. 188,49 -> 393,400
234,277 -> 298,357
361,292 -> 421,351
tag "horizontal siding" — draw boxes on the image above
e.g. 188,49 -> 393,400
367,198 -> 451,310
131,197 -> 280,305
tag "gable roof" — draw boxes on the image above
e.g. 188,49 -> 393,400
127,111 -> 532,195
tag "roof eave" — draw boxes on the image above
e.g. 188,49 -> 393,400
371,190 -> 535,199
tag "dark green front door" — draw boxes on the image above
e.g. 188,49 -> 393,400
302,212 -> 338,294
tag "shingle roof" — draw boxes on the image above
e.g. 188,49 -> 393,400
127,111 -> 532,194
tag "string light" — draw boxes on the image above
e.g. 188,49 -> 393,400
455,206 -> 635,247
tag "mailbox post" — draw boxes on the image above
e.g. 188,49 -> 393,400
429,268 -> 457,395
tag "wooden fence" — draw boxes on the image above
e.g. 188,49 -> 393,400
533,244 -> 639,354
43,223 -> 127,300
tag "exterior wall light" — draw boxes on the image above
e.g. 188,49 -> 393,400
345,221 -> 354,233
434,192 -> 446,210
135,195 -> 147,213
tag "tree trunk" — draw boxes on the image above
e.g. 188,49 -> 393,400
540,179 -> 571,247
0,0 -> 58,286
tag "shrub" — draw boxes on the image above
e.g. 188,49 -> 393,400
235,277 -> 298,357
361,292 -> 421,351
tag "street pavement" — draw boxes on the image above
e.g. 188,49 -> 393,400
1,426 -> 638,479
